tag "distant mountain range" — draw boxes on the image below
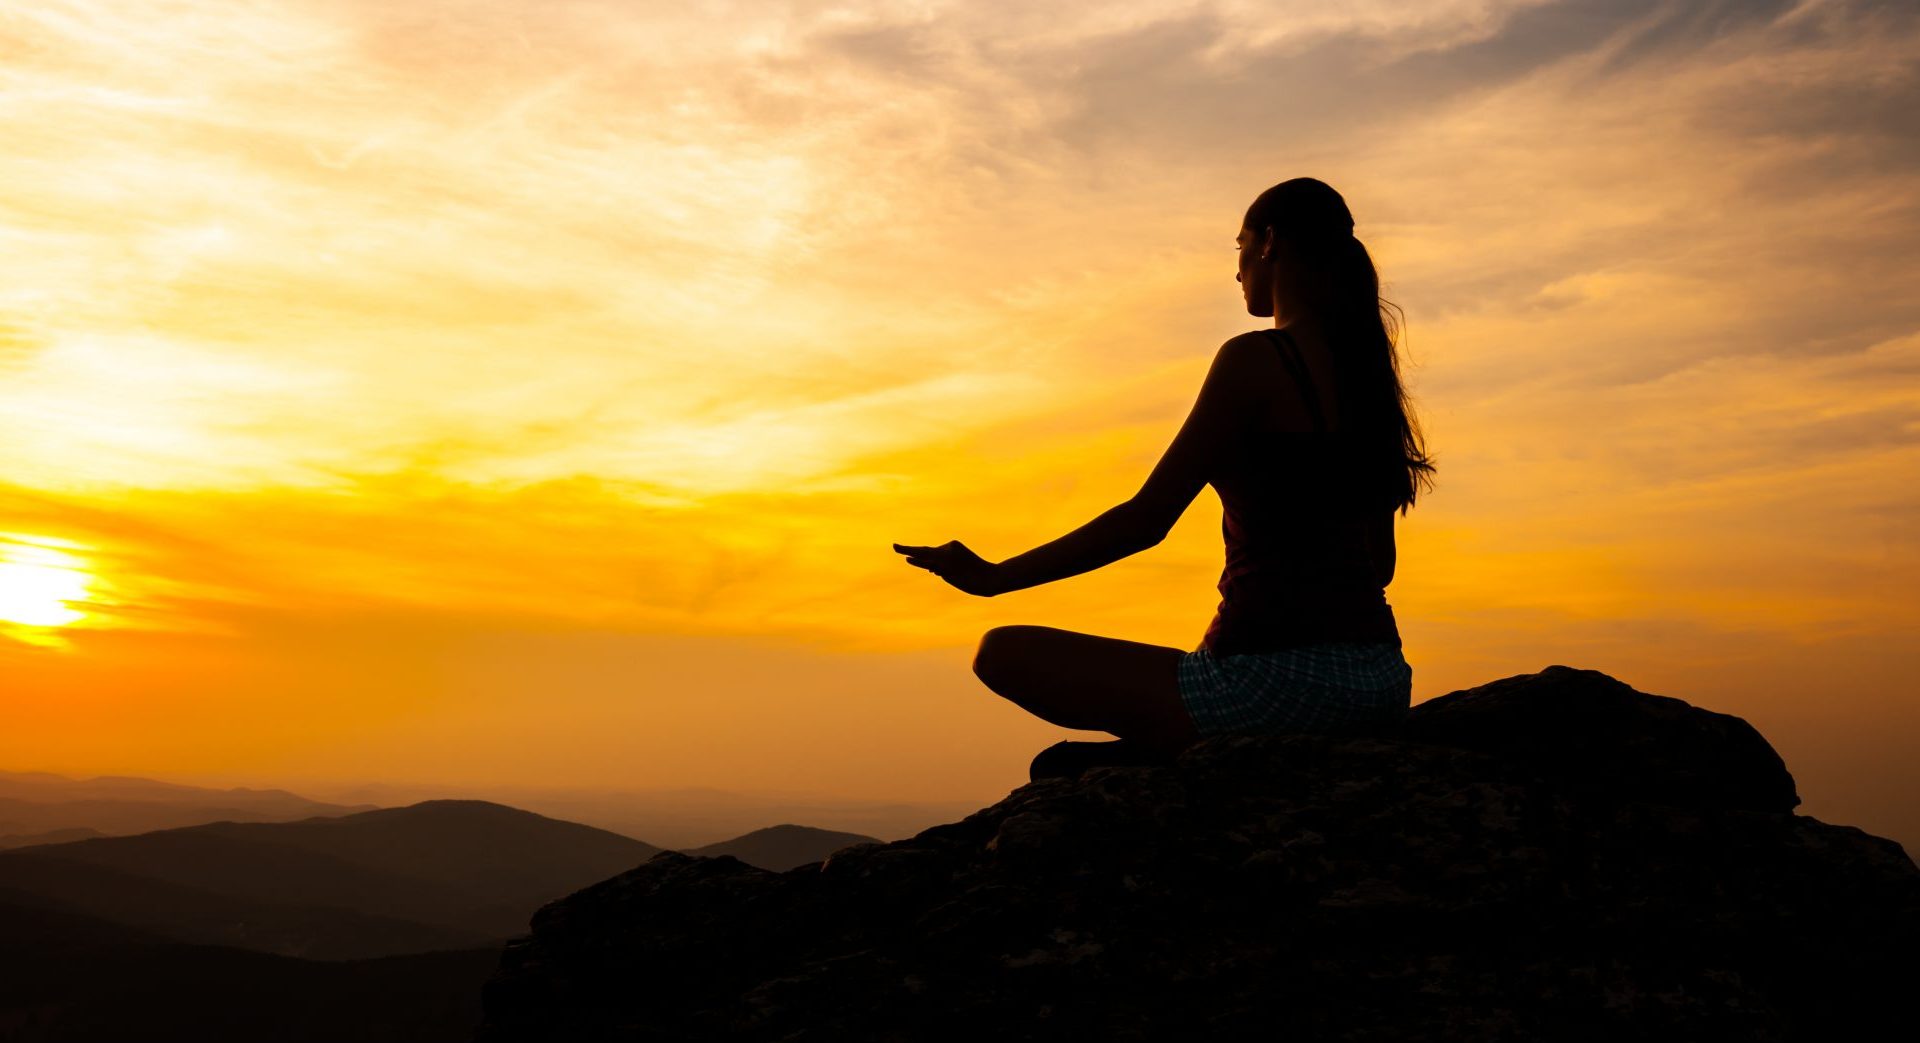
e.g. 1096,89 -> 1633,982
0,774 -> 883,1041
0,770 -> 897,860
311,780 -> 971,850
0,800 -> 659,959
0,769 -> 374,838
0,798 -> 650,1040
0,804 -> 879,957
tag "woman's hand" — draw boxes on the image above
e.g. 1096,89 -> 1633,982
892,540 -> 1004,597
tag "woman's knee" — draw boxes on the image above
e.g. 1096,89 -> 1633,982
972,624 -> 1046,689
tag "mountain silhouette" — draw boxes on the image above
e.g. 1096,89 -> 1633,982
0,800 -> 658,959
0,804 -> 887,1040
683,824 -> 880,871
0,894 -> 496,1043
0,827 -> 103,850
478,666 -> 1920,1042
0,769 -> 373,837
0,853 -> 487,959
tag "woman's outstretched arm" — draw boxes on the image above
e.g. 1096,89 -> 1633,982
984,335 -> 1263,595
988,500 -> 1164,595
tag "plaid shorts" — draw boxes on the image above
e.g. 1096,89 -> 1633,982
1176,641 -> 1413,737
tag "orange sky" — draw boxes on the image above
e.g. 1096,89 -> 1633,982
3,1 -> 1917,849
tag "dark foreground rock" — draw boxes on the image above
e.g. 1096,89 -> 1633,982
476,666 -> 1918,1042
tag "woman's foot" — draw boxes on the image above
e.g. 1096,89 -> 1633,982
1029,738 -> 1175,782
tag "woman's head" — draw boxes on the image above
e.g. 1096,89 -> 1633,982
1236,177 -> 1360,322
1238,177 -> 1437,515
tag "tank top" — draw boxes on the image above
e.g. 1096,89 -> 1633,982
1198,327 -> 1402,655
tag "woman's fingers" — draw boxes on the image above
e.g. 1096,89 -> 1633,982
896,542 -> 958,553
895,541 -> 959,576
893,539 -> 994,596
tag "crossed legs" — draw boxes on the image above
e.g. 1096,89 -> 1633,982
972,624 -> 1203,758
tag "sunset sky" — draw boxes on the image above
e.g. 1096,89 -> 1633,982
2,1 -> 1916,848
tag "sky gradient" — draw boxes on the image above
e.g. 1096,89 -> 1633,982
3,1 -> 1916,847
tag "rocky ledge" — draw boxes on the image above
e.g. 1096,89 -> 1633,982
477,666 -> 1918,1041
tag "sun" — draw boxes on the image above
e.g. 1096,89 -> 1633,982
0,537 -> 94,628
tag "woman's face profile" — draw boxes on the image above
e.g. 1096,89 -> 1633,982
1236,223 -> 1275,318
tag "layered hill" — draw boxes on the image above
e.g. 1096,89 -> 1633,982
0,800 -> 658,959
0,828 -> 102,851
0,896 -> 496,1043
478,666 -> 1920,1042
0,799 -> 893,1040
683,825 -> 879,872
0,770 -> 373,837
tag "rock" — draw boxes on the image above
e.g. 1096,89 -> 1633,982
476,667 -> 1918,1042
1398,664 -> 1801,813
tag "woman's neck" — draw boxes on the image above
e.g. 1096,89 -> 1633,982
1276,312 -> 1329,344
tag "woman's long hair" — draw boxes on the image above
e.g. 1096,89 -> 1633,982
1245,178 -> 1437,516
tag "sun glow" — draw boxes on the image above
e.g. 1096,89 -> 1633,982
0,536 -> 94,629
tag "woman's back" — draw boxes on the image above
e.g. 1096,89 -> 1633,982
1201,327 -> 1401,655
1246,322 -> 1343,433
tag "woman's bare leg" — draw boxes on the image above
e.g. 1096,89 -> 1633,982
972,624 -> 1202,756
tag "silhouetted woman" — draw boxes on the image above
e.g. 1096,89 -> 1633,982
894,177 -> 1436,781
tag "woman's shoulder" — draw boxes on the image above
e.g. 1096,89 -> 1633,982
1219,328 -> 1283,355
1208,330 -> 1286,385
1214,328 -> 1341,435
